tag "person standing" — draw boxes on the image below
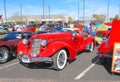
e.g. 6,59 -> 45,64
7,23 -> 14,32
39,23 -> 49,32
89,23 -> 97,36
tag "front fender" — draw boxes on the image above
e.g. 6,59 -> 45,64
85,36 -> 96,46
40,41 -> 77,60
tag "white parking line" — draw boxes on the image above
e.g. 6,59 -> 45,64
74,59 -> 98,80
0,62 -> 18,70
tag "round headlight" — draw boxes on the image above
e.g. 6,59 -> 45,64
19,50 -> 23,55
23,39 -> 29,45
41,40 -> 48,47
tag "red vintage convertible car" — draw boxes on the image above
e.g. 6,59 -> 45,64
17,28 -> 96,70
97,20 -> 120,64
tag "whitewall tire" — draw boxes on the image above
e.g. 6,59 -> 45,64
52,49 -> 67,70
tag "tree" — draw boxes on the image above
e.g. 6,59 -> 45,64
68,16 -> 73,23
113,15 -> 119,20
109,15 -> 120,20
92,14 -> 106,21
109,17 -> 113,21
93,14 -> 99,20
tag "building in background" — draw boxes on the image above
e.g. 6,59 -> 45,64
6,15 -> 68,25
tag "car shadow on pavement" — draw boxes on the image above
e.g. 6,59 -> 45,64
19,62 -> 54,70
91,56 -> 113,75
103,62 -> 120,76
0,56 -> 16,64
8,56 -> 16,61
102,62 -> 112,74
77,51 -> 85,56
69,58 -> 76,64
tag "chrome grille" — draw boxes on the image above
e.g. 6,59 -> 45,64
31,39 -> 42,57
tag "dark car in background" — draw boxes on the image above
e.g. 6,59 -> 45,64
0,31 -> 33,63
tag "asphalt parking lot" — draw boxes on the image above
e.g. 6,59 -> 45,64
0,47 -> 120,82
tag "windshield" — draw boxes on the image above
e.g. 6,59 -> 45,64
63,28 -> 76,34
2,32 -> 22,40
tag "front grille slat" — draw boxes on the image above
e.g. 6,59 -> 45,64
31,39 -> 42,57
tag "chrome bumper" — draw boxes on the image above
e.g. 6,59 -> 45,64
96,51 -> 112,58
18,55 -> 52,63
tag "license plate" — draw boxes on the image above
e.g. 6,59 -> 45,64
22,57 -> 30,63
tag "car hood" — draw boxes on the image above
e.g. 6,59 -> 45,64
32,32 -> 73,41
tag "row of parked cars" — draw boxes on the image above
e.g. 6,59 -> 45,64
0,24 -> 96,70
1,20 -> 117,71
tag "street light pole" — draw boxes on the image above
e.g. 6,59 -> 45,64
83,0 -> 85,23
48,4 -> 50,23
42,0 -> 44,23
118,4 -> 120,17
78,3 -> 79,22
107,3 -> 109,22
4,0 -> 7,24
20,5 -> 23,25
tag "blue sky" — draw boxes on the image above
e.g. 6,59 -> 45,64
0,0 -> 120,19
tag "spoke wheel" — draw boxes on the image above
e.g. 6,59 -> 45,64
0,47 -> 9,63
52,49 -> 67,70
89,41 -> 94,52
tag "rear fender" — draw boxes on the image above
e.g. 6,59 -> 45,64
0,46 -> 10,53
97,41 -> 112,53
40,41 -> 77,60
